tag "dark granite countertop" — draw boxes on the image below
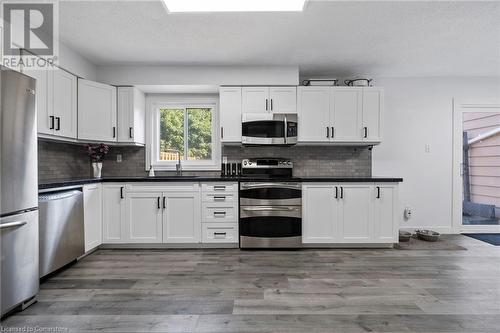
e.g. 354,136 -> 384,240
39,176 -> 403,191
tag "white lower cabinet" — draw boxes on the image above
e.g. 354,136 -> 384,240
102,184 -> 126,243
83,184 -> 102,252
162,191 -> 201,243
125,191 -> 163,243
302,183 -> 398,244
202,223 -> 238,243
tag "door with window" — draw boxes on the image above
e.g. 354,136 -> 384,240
453,101 -> 500,233
151,102 -> 219,170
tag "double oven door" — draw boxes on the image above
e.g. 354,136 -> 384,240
239,182 -> 302,248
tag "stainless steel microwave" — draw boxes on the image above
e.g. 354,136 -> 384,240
241,113 -> 298,146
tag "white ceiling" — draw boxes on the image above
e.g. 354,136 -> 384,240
59,0 -> 500,77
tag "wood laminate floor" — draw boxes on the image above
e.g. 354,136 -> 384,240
2,235 -> 500,332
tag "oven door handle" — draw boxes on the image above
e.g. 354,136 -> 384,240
242,207 -> 300,212
241,183 -> 301,190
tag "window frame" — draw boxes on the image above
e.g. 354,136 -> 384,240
146,95 -> 220,171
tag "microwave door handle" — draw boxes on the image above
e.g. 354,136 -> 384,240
284,115 -> 287,144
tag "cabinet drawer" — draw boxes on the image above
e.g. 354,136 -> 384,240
202,192 -> 237,204
202,183 -> 238,193
202,223 -> 238,243
202,204 -> 237,222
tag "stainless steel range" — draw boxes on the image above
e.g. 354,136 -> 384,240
239,158 -> 302,248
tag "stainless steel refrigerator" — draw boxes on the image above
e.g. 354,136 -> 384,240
0,66 -> 39,316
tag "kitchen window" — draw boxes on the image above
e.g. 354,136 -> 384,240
148,98 -> 220,171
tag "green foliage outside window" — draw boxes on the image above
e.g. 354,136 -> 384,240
159,108 -> 212,161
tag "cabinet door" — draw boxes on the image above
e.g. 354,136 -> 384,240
362,88 -> 383,142
373,184 -> 397,242
302,184 -> 338,243
24,69 -> 51,135
51,69 -> 77,139
78,79 -> 117,142
242,87 -> 269,113
269,87 -> 296,113
331,88 -> 362,142
102,185 -> 125,243
83,184 -> 102,252
219,87 -> 242,142
297,87 -> 331,142
117,87 -> 145,144
163,191 -> 201,243
124,191 -> 163,243
338,184 -> 373,242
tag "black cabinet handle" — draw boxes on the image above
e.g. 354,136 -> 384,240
120,187 -> 124,199
270,99 -> 273,111
214,232 -> 227,236
221,126 -> 224,139
56,117 -> 60,131
331,126 -> 334,138
49,116 -> 54,129
340,187 -> 344,199
265,99 -> 268,111
163,196 -> 166,209
157,197 -> 160,209
335,186 -> 338,198
364,127 -> 368,138
213,196 -> 226,201
326,127 -> 330,138
214,211 -> 227,217
113,127 -> 116,138
376,186 -> 381,199
129,127 -> 133,138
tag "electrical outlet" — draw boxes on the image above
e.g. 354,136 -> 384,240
222,156 -> 228,164
404,207 -> 412,220
117,154 -> 122,163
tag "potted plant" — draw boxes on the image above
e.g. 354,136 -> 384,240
85,143 -> 109,178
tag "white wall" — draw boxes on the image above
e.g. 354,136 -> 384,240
372,77 -> 500,233
95,65 -> 299,86
58,41 -> 97,80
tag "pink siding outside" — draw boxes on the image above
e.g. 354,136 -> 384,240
463,112 -> 500,207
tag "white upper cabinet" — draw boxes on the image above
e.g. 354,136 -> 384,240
78,79 -> 117,142
242,86 -> 297,114
117,87 -> 146,144
331,87 -> 363,142
269,87 -> 297,113
297,86 -> 382,144
242,87 -> 269,113
219,87 -> 242,143
362,87 -> 383,142
297,87 -> 331,142
51,69 -> 78,139
24,67 -> 77,139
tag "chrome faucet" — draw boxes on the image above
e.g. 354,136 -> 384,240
174,150 -> 182,176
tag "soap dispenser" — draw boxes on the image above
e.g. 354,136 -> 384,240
148,165 -> 155,177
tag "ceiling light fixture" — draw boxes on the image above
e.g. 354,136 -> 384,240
162,0 -> 307,13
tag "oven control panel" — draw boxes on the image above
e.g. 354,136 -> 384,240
241,158 -> 293,169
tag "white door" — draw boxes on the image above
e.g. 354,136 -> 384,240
219,87 -> 242,142
163,192 -> 201,243
83,184 -> 102,252
125,191 -> 163,243
51,69 -> 77,139
78,79 -> 117,141
302,184 -> 338,243
269,87 -> 297,113
373,184 -> 398,242
338,184 -> 373,242
297,87 -> 331,142
331,87 -> 363,142
24,69 -> 51,135
242,87 -> 269,113
362,88 -> 383,142
102,185 -> 125,243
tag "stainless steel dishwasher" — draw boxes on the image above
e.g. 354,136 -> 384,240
38,189 -> 84,278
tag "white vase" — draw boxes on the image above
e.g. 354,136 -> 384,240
92,162 -> 102,178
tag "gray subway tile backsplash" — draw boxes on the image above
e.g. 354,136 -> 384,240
38,140 -> 371,182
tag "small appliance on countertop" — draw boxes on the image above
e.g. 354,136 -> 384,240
239,158 -> 302,249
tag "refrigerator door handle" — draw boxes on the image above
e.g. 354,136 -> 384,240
0,221 -> 27,229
